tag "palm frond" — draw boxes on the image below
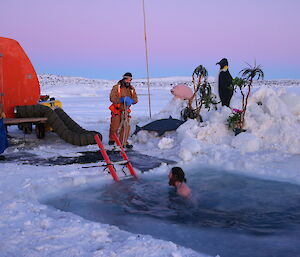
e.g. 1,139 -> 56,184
239,63 -> 264,81
192,65 -> 208,79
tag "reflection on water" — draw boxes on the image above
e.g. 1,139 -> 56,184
44,168 -> 300,257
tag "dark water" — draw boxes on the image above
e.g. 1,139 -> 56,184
44,167 -> 300,257
2,150 -> 175,172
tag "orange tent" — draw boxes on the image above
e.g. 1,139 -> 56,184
0,37 -> 40,118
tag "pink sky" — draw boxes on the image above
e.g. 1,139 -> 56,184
1,0 -> 300,79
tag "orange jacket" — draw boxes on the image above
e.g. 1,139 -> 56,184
109,84 -> 138,114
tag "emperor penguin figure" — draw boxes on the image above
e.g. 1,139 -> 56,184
216,58 -> 233,107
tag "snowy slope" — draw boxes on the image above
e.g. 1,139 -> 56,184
38,74 -> 300,89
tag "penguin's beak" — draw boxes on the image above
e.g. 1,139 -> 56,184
216,62 -> 220,65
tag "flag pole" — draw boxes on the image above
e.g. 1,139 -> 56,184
142,0 -> 152,119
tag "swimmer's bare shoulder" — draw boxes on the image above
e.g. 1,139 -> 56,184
177,183 -> 191,198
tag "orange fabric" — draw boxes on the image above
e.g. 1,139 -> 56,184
0,37 -> 40,118
109,84 -> 138,111
109,83 -> 137,114
109,112 -> 130,144
112,85 -> 122,113
108,83 -> 137,144
109,104 -> 121,115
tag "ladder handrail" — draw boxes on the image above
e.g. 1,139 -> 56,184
94,134 -> 138,181
94,134 -> 119,181
112,133 -> 138,178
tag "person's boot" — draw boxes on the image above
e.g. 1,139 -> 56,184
125,144 -> 133,149
107,140 -> 116,151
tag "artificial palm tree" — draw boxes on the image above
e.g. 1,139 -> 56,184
239,63 -> 264,128
228,63 -> 264,134
190,65 -> 208,110
181,65 -> 218,121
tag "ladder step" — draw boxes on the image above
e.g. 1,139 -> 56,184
93,133 -> 137,181
112,133 -> 138,178
112,160 -> 128,165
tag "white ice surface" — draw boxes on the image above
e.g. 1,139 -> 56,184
1,74 -> 300,257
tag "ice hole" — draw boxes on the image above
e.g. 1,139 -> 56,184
43,167 -> 300,257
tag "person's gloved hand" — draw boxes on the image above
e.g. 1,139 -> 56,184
124,96 -> 134,106
119,97 -> 125,103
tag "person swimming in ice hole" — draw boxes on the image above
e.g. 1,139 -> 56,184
168,167 -> 191,198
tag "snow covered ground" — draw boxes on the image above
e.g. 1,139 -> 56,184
1,74 -> 300,257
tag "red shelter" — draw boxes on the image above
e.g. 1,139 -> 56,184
0,37 -> 40,118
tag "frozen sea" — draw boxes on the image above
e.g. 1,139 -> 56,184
1,75 -> 300,257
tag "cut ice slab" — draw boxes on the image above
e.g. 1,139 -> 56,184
133,116 -> 185,136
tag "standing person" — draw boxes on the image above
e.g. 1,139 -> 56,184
0,105 -> 8,160
216,58 -> 233,107
108,72 -> 138,149
168,167 -> 191,198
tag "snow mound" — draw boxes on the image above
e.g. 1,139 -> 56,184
158,137 -> 174,149
231,132 -> 261,153
247,87 -> 300,154
139,86 -> 300,161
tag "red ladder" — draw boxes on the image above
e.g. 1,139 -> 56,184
94,133 -> 138,181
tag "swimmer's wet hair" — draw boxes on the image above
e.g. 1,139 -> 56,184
171,167 -> 186,183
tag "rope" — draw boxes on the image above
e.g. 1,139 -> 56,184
142,0 -> 152,119
118,105 -> 129,146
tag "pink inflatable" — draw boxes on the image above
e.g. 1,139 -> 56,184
170,84 -> 193,100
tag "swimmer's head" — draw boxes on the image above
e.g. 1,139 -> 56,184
168,167 -> 186,186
